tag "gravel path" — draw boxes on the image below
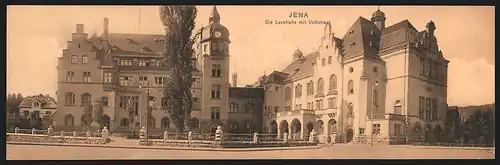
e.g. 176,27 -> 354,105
7,144 -> 494,160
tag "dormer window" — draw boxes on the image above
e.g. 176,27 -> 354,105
126,38 -> 133,43
369,41 -> 373,46
349,30 -> 354,35
142,46 -> 149,52
111,45 -> 117,50
350,42 -> 356,47
370,30 -> 374,35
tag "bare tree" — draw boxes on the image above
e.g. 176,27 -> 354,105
125,97 -> 135,125
159,5 -> 197,133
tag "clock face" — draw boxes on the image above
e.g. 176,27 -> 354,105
215,31 -> 222,38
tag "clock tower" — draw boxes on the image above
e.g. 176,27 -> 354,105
196,5 -> 231,132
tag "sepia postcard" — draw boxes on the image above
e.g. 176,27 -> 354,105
6,5 -> 495,160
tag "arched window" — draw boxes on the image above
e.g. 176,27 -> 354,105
65,92 -> 75,105
64,114 -> 74,126
189,118 -> 199,129
328,56 -> 333,64
348,80 -> 354,94
317,78 -> 324,93
394,100 -> 402,114
161,117 -> 170,129
120,118 -> 129,127
329,74 -> 337,90
81,115 -> 90,126
347,103 -> 354,117
322,58 -> 326,66
101,96 -> 109,106
81,93 -> 91,106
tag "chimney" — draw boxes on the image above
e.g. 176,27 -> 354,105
103,18 -> 109,35
76,24 -> 84,33
232,73 -> 238,87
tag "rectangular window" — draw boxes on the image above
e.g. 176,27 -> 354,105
120,76 -> 133,86
425,97 -> 430,120
210,107 -> 220,119
66,71 -> 74,82
23,111 -> 29,118
161,97 -> 167,109
204,44 -> 208,53
359,128 -> 365,135
211,84 -> 221,99
372,124 -> 381,135
103,73 -> 113,83
81,55 -> 88,64
211,64 -> 222,77
154,77 -> 167,85
71,55 -> 77,64
83,72 -> 91,82
34,111 -> 40,118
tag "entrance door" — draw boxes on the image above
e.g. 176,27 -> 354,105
346,128 -> 354,143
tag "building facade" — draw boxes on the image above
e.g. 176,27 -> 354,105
54,6 -> 448,144
18,95 -> 58,119
54,6 -> 263,134
259,9 -> 449,144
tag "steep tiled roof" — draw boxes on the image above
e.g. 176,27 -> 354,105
280,52 -> 319,80
18,96 -> 57,109
380,19 -> 418,51
264,71 -> 289,84
341,17 -> 381,60
229,87 -> 265,99
97,33 -> 166,54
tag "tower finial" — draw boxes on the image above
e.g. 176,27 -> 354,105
209,5 -> 221,24
377,5 -> 380,11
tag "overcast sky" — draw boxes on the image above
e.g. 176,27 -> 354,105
6,5 -> 495,106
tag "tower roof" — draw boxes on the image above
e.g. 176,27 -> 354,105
209,5 -> 221,24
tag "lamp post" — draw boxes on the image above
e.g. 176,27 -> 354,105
371,72 -> 378,146
139,79 -> 151,146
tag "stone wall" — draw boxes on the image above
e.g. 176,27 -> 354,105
6,133 -> 109,144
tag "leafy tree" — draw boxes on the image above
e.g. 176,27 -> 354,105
81,98 -> 93,128
459,109 -> 494,144
159,5 -> 197,133
29,112 -> 43,129
92,98 -> 105,127
6,93 -> 24,129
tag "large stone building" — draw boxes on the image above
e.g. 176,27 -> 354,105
54,6 -> 448,144
54,6 -> 263,134
258,8 -> 449,144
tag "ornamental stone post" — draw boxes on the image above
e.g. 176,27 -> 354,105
86,131 -> 91,138
47,125 -> 54,136
73,131 -> 77,137
309,129 -> 316,143
101,126 -> 109,139
32,128 -> 36,135
215,126 -> 223,142
253,132 -> 259,143
164,131 -> 169,141
61,131 -> 64,137
15,127 -> 19,134
283,132 -> 289,143
331,132 -> 337,144
188,132 -> 193,143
